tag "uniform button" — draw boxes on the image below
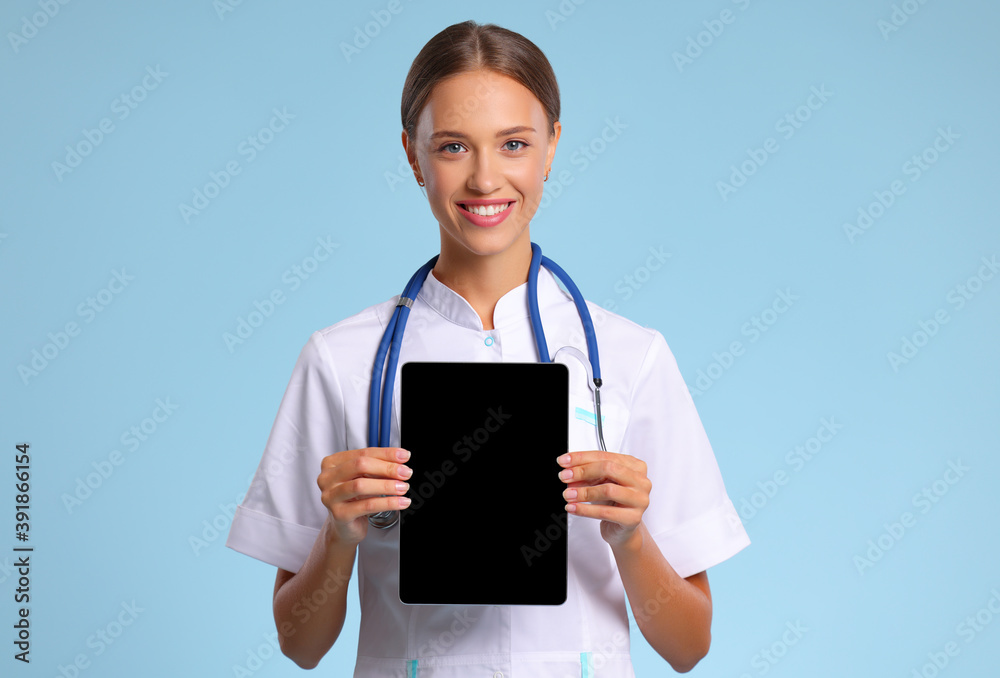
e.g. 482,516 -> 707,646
484,336 -> 494,347
493,672 -> 503,678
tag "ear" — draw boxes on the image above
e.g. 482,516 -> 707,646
545,121 -> 562,173
402,129 -> 421,181
402,129 -> 414,163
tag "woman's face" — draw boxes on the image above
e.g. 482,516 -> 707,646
403,69 -> 561,260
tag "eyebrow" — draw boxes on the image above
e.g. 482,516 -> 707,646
429,126 -> 537,141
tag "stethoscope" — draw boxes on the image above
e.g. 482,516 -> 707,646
367,241 -> 606,529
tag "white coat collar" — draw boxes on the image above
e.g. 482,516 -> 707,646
417,263 -> 569,331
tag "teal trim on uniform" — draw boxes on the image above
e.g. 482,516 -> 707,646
581,651 -> 592,678
575,406 -> 605,426
407,659 -> 418,677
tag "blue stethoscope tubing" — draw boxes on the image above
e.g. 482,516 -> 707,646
367,242 -> 605,529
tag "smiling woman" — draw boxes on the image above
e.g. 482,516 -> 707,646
225,18 -> 750,678
402,53 -> 562,330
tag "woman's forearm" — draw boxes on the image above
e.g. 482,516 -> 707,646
611,520 -> 712,673
273,518 -> 358,669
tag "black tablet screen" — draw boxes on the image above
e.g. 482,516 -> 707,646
398,361 -> 569,605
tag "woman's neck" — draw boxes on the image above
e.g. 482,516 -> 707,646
431,233 -> 532,331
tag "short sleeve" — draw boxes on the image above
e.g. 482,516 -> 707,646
225,331 -> 344,574
620,331 -> 750,579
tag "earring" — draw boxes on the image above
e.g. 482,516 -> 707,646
417,178 -> 425,186
544,168 -> 550,182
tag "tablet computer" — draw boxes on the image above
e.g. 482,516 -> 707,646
398,361 -> 569,606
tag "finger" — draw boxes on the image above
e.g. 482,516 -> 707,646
558,450 -> 646,476
326,479 -> 410,522
564,481 -> 648,510
599,459 -> 648,492
560,457 -> 636,486
565,500 -> 639,524
331,476 -> 410,506
353,448 -> 412,482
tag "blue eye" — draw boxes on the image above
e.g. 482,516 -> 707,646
442,143 -> 463,154
505,140 -> 526,151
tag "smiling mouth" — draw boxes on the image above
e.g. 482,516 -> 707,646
458,202 -> 513,217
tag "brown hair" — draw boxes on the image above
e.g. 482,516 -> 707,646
400,20 -> 560,142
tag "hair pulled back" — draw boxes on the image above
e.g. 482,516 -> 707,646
401,20 -> 560,142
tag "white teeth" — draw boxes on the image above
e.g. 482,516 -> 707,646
466,202 -> 509,216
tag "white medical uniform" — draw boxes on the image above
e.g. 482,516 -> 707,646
226,264 -> 750,678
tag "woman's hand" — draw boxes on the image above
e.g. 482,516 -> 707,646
316,447 -> 412,545
557,450 -> 651,548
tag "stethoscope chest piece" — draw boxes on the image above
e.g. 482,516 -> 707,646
368,510 -> 399,529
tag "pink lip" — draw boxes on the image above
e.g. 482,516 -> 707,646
456,200 -> 514,228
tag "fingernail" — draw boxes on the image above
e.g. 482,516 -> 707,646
395,481 -> 409,492
396,449 -> 410,461
399,466 -> 413,479
558,469 -> 572,480
557,454 -> 571,465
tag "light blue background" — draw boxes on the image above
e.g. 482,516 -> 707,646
1,0 -> 998,676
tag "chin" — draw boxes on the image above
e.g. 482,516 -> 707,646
453,226 -> 528,258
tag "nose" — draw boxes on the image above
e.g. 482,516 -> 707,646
466,152 -> 502,193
